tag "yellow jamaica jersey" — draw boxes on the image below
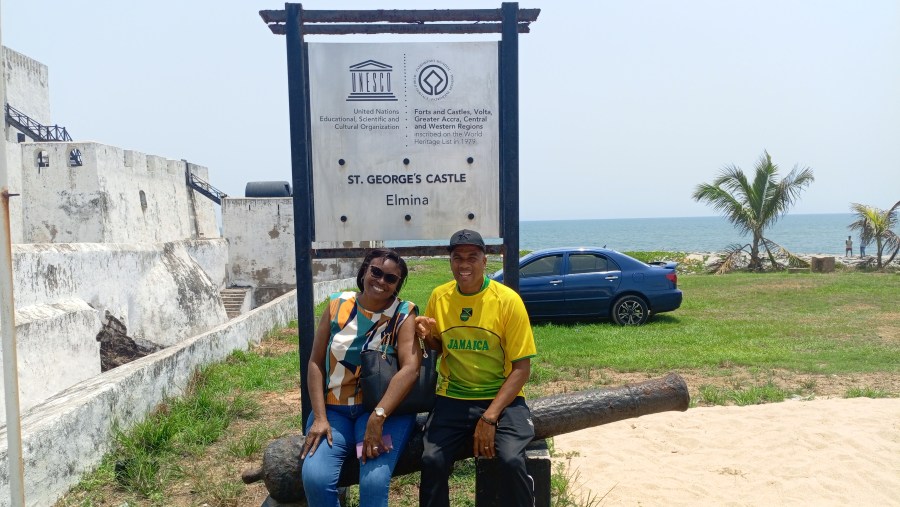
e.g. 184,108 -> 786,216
425,278 -> 536,400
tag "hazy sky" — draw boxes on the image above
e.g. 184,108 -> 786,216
4,1 -> 898,221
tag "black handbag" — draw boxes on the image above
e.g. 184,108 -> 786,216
360,330 -> 438,415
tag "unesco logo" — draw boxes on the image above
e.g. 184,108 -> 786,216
346,60 -> 397,102
414,60 -> 454,100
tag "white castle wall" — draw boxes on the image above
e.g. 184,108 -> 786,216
3,46 -> 51,243
2,46 -> 51,127
0,240 -> 229,425
223,197 -> 298,292
18,142 -> 219,244
223,197 -> 370,306
11,299 -> 102,420
11,240 -> 228,344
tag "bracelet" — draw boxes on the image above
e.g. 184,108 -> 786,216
480,414 -> 497,426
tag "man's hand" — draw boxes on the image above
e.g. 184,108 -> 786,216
473,415 -> 497,458
414,316 -> 436,338
415,316 -> 441,351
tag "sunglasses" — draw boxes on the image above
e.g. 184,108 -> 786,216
368,265 -> 400,285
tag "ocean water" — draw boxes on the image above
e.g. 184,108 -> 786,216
519,213 -> 857,255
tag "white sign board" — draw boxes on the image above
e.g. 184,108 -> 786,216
308,42 -> 500,242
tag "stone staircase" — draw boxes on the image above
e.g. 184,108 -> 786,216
220,287 -> 250,319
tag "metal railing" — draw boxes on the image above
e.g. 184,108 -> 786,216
187,170 -> 227,205
4,103 -> 72,142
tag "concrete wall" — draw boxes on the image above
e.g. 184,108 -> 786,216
12,299 -> 103,419
2,46 -> 51,127
3,45 -> 50,243
222,197 -> 373,305
0,278 -> 352,507
0,240 -> 230,425
11,240 -> 228,345
17,142 -> 219,244
223,197 -> 298,300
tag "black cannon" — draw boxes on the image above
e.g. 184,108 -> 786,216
242,373 -> 689,503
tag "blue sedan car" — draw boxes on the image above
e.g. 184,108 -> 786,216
491,247 -> 682,325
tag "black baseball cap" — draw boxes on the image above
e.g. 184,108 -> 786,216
448,229 -> 485,252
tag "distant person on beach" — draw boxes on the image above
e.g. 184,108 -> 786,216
845,236 -> 853,257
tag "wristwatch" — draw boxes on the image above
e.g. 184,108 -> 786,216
374,407 -> 386,418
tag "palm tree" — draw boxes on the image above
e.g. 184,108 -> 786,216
692,151 -> 815,273
848,201 -> 900,269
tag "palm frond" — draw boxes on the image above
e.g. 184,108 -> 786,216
887,200 -> 900,218
712,243 -> 749,275
884,243 -> 900,266
759,239 -> 782,271
762,238 -> 810,268
882,230 -> 900,266
693,176 -> 754,235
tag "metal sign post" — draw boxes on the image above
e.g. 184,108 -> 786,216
0,2 -> 29,503
282,2 -> 317,428
261,2 -> 539,429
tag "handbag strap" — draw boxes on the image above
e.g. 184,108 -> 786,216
379,309 -> 430,360
378,310 -> 403,358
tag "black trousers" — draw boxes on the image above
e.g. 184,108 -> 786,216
419,395 -> 535,507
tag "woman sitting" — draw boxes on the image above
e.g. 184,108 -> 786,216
301,248 -> 421,507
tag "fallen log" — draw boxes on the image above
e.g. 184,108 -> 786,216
242,373 -> 689,503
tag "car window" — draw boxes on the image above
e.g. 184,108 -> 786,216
521,254 -> 563,278
568,254 -> 611,274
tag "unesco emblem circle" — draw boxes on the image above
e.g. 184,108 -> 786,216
415,61 -> 453,100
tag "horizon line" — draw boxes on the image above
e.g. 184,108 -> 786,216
520,212 -> 853,222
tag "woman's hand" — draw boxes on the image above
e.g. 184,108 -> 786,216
361,415 -> 389,464
302,306 -> 335,459
301,416 -> 332,458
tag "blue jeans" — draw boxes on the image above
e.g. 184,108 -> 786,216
302,404 -> 416,507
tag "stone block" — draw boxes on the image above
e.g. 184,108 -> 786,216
810,256 -> 835,273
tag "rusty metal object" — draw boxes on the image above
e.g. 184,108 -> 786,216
242,373 -> 689,503
530,372 -> 689,440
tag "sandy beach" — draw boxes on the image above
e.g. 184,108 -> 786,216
552,397 -> 900,506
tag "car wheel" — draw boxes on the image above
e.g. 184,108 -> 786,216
612,295 -> 649,325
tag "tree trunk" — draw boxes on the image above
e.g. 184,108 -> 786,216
876,237 -> 884,269
750,232 -> 762,270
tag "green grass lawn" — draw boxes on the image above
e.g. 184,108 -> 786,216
532,271 -> 899,375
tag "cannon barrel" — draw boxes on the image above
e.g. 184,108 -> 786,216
242,373 -> 689,503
